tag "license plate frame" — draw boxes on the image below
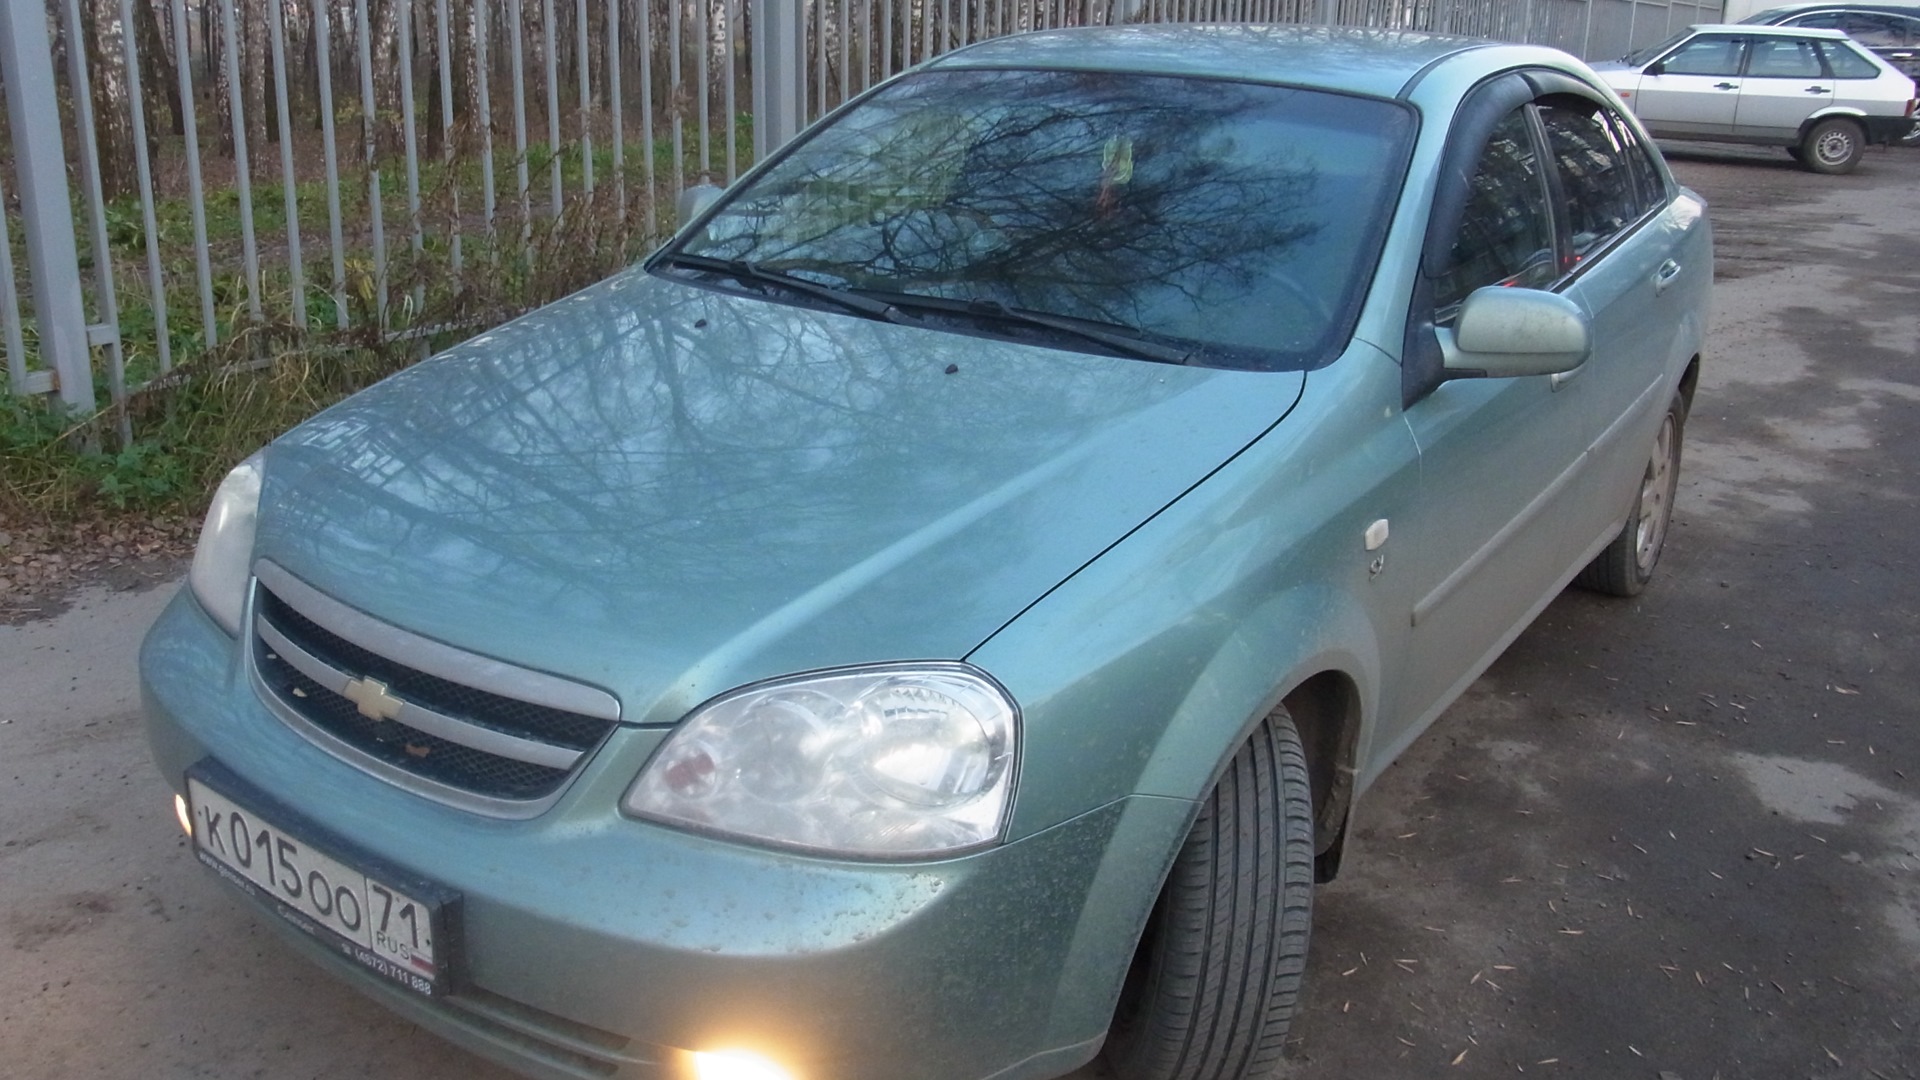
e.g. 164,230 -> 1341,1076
185,760 -> 460,997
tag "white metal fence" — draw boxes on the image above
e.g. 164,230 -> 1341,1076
1,0 -> 1721,428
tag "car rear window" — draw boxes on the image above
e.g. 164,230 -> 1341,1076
668,68 -> 1416,371
1818,39 -> 1886,77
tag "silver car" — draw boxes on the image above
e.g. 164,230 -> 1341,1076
1594,23 -> 1919,172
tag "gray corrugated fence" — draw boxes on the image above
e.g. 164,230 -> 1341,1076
0,0 -> 1722,430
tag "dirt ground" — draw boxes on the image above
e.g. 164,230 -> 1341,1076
2,142 -> 1916,1080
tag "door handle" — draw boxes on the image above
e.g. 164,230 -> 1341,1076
1805,85 -> 1829,93
1713,81 -> 1739,90
1654,259 -> 1682,295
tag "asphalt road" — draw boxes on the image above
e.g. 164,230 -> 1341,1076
3,143 -> 1916,1080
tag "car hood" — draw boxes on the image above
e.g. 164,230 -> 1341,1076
255,271 -> 1304,724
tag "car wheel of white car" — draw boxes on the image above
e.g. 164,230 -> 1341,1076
1104,711 -> 1314,1080
1578,390 -> 1686,597
1801,118 -> 1865,175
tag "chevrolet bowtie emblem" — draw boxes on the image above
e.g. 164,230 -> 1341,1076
342,676 -> 404,722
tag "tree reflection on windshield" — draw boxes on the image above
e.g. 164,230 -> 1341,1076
668,68 -> 1414,371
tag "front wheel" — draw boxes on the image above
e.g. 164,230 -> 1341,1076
1800,118 -> 1865,174
1103,711 -> 1315,1080
1577,390 -> 1686,597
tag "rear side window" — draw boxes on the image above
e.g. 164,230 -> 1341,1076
1818,39 -> 1884,78
1433,109 -> 1557,313
1661,35 -> 1746,76
1539,102 -> 1646,258
1746,37 -> 1824,78
1610,111 -> 1668,211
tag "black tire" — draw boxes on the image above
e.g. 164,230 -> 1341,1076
1103,711 -> 1314,1080
1786,145 -> 1805,162
1577,391 -> 1686,597
1800,118 -> 1865,175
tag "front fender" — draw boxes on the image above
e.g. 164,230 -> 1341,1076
1131,584 -> 1381,803
971,345 -> 1418,842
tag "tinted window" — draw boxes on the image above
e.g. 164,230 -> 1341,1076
1540,102 -> 1646,257
1661,35 -> 1747,76
1434,109 -> 1556,313
1832,13 -> 1906,46
671,69 -> 1415,370
1819,39 -> 1885,77
1610,110 -> 1668,211
1747,37 -> 1825,77
1785,10 -> 1918,46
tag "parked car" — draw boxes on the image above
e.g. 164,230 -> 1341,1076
141,25 -> 1711,1080
1593,24 -> 1919,172
1742,4 -> 1920,73
1744,2 -> 1920,140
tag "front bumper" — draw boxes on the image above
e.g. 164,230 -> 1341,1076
140,587 -> 1192,1080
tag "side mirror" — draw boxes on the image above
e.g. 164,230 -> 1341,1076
1439,286 -> 1590,379
1646,60 -> 1665,75
676,184 -> 723,229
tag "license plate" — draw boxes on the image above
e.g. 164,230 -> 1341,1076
186,767 -> 454,996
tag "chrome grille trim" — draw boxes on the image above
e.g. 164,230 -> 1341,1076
255,617 -> 585,771
246,560 -> 621,819
248,666 -> 564,819
253,560 -> 620,722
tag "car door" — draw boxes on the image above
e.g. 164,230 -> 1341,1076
1734,35 -> 1835,139
1536,96 -> 1698,558
1632,33 -> 1749,135
1884,14 -> 1920,77
1382,89 -> 1594,761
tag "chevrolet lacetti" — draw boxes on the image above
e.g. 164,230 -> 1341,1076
141,25 -> 1712,1080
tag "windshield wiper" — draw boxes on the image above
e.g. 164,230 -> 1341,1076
656,253 -> 916,325
884,295 -> 1191,365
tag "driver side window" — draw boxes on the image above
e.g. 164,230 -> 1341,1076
1432,108 -> 1557,315
1660,36 -> 1747,76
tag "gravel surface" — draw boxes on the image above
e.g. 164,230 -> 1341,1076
0,515 -> 195,626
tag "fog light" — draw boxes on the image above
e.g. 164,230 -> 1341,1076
692,1050 -> 793,1080
174,794 -> 192,837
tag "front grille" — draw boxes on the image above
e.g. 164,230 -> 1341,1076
249,563 -> 620,811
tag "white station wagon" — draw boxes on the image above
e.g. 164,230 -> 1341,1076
1594,23 -> 1919,172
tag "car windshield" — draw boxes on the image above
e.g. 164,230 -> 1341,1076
1739,7 -> 1793,22
1623,30 -> 1694,65
659,68 -> 1415,371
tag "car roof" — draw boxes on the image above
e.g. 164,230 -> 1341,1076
1684,21 -> 1853,37
923,24 -> 1503,100
1747,2 -> 1920,17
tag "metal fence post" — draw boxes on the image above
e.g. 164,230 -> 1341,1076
0,0 -> 97,414
754,0 -> 806,163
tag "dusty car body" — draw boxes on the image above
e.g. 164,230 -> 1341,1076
141,25 -> 1712,1080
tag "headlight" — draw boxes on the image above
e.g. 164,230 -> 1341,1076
624,665 -> 1018,857
188,453 -> 264,636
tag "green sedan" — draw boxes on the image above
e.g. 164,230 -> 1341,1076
142,23 -> 1711,1080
